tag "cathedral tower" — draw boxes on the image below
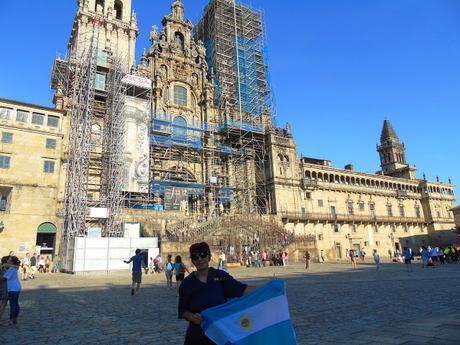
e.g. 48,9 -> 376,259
69,0 -> 138,69
377,120 -> 415,179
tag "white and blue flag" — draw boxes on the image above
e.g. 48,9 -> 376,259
201,280 -> 297,345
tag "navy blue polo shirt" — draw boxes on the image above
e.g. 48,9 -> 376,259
178,267 -> 247,345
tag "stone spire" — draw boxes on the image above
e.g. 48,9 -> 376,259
380,119 -> 399,143
377,119 -> 411,177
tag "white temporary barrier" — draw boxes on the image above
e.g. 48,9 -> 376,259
70,237 -> 159,273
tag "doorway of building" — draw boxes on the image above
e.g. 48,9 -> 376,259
36,222 -> 57,257
335,243 -> 342,259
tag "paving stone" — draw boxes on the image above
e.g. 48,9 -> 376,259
0,262 -> 459,344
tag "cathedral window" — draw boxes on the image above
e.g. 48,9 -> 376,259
0,156 -> 10,169
114,0 -> 123,20
95,0 -> 105,14
172,116 -> 187,140
399,205 -> 405,217
174,86 -> 187,106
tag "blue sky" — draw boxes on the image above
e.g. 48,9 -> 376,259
0,0 -> 458,199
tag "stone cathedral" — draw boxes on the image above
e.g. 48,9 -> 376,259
0,0 -> 456,262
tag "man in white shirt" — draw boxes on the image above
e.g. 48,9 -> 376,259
20,253 -> 30,281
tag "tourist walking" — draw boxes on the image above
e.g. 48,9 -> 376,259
178,242 -> 256,345
2,256 -> 21,326
174,255 -> 190,296
438,247 -> 445,264
20,254 -> 30,281
123,249 -> 145,296
430,247 -> 438,265
403,247 -> 413,272
421,247 -> 430,267
218,251 -> 226,271
29,253 -> 37,279
52,255 -> 60,273
372,249 -> 380,270
165,255 -> 174,289
349,249 -> 356,268
361,248 -> 366,262
304,250 -> 311,270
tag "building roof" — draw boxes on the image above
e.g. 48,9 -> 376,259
380,119 -> 399,143
0,97 -> 64,114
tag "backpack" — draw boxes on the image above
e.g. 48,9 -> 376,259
166,262 -> 173,272
179,264 -> 186,274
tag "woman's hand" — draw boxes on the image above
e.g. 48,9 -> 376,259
183,311 -> 203,325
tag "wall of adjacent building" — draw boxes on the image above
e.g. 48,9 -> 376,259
0,99 -> 67,257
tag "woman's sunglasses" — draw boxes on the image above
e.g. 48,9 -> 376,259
191,252 -> 208,261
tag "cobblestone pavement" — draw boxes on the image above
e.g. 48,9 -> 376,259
1,261 -> 459,345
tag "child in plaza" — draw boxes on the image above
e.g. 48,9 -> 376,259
124,249 -> 145,296
2,256 -> 21,326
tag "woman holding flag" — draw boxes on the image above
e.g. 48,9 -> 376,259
178,242 -> 257,344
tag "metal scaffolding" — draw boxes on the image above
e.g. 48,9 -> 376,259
195,0 -> 274,214
51,16 -> 127,268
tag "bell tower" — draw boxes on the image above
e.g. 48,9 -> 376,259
377,119 -> 415,179
69,0 -> 138,69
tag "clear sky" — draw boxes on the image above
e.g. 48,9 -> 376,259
0,0 -> 458,199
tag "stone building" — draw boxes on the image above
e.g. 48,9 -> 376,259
0,98 -> 68,257
270,119 -> 456,259
0,0 -> 457,261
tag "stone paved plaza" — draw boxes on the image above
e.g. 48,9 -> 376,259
1,261 -> 460,345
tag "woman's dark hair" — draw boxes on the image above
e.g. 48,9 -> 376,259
175,255 -> 182,263
135,249 -> 141,255
10,256 -> 20,266
189,242 -> 211,258
167,254 -> 172,261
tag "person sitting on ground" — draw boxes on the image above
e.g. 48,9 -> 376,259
178,242 -> 258,345
38,256 -> 45,273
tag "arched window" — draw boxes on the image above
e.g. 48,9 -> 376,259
174,85 -> 187,106
114,0 -> 123,20
95,0 -> 104,14
172,116 -> 187,140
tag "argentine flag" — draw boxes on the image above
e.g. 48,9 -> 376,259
201,280 -> 297,345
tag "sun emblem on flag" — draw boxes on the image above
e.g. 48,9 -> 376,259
239,315 -> 252,330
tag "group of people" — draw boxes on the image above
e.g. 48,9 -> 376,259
18,252 -> 60,280
240,249 -> 289,268
124,250 -> 190,296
